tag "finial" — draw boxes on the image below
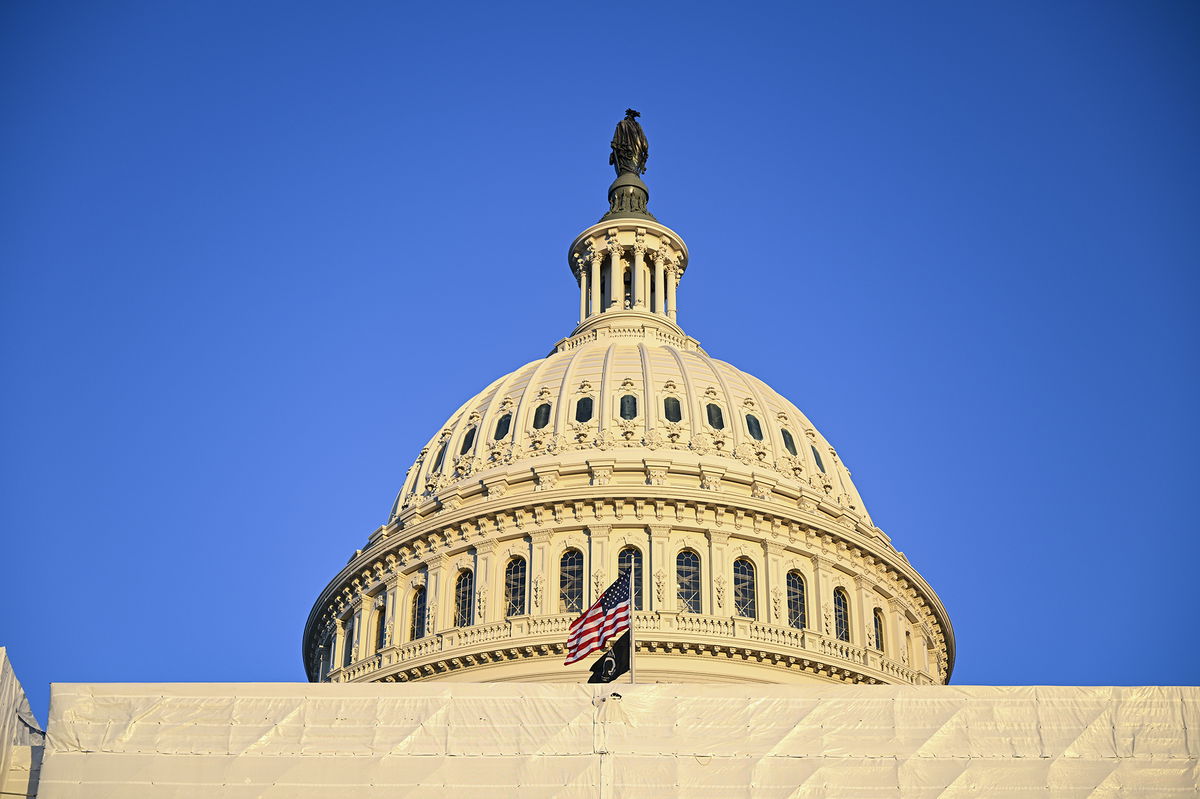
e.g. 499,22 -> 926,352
610,109 -> 648,177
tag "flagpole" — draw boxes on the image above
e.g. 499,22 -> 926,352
629,584 -> 636,685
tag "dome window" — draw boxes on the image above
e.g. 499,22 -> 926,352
833,588 -> 851,643
373,594 -> 388,652
560,549 -> 584,613
504,557 -> 527,617
493,413 -> 512,440
873,608 -> 886,653
431,443 -> 448,473
341,613 -> 356,668
618,546 -> 643,610
706,403 -> 725,430
811,445 -> 826,473
409,586 -> 427,641
459,426 -> 477,455
733,558 -> 757,619
781,428 -> 798,456
454,570 -> 475,628
532,403 -> 552,430
619,394 -> 638,420
575,397 -> 594,423
676,550 -> 702,613
745,414 -> 764,441
787,571 -> 807,629
663,397 -> 682,423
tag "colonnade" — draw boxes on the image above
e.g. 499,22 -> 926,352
577,245 -> 679,324
318,523 -> 939,682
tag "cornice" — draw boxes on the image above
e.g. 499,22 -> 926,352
303,481 -> 955,682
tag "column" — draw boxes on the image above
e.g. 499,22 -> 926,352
427,555 -> 448,634
652,253 -> 665,314
608,246 -> 624,310
384,578 -> 400,650
708,530 -> 730,616
590,254 -> 603,317
764,542 -> 785,625
350,604 -> 362,657
854,576 -> 871,651
476,541 -> 497,624
888,599 -> 907,667
530,530 -> 553,615
332,617 -> 346,672
666,266 -> 679,321
812,555 -> 834,638
588,524 -> 612,607
578,264 -> 588,324
648,525 -> 671,612
632,246 -> 646,308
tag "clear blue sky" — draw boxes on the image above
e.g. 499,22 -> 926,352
2,2 -> 1197,722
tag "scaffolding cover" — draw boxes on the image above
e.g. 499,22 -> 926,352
39,682 -> 1200,798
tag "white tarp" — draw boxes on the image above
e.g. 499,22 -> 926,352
39,682 -> 1200,798
0,647 -> 44,798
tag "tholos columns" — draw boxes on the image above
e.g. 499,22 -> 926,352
578,263 -> 588,323
589,253 -> 603,317
667,266 -> 679,321
633,245 -> 646,308
653,253 -> 666,315
608,246 -> 624,310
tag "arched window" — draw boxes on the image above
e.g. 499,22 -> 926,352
374,595 -> 388,651
781,428 -> 798,456
786,571 -> 807,629
504,557 -> 527,617
560,549 -> 584,613
459,426 -> 477,455
706,403 -> 725,430
833,588 -> 851,642
619,394 -> 638,420
733,558 -> 757,618
532,403 -> 552,430
454,570 -> 474,628
618,546 -> 643,610
664,397 -> 682,422
493,413 -> 512,440
811,445 -> 826,473
575,397 -> 594,423
319,633 -> 335,681
745,414 -> 764,441
409,586 -> 427,641
676,550 -> 701,613
341,614 -> 356,668
431,443 -> 448,473
873,608 -> 886,653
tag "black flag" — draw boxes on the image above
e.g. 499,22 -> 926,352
587,631 -> 630,683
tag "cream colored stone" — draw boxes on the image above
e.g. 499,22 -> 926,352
303,174 -> 954,689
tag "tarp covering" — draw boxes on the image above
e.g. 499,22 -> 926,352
40,682 -> 1200,798
0,648 -> 44,798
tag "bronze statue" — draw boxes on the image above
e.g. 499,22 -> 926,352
610,109 -> 648,177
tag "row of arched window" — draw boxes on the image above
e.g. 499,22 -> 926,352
328,551 -> 900,673
427,401 -> 831,476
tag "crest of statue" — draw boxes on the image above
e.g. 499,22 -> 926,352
610,109 -> 649,176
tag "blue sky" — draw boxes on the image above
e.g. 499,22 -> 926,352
2,2 -> 1197,721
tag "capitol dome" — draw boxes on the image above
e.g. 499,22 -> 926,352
303,115 -> 954,686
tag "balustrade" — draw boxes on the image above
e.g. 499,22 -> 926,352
334,610 -> 921,684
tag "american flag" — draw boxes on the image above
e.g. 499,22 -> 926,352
564,571 -> 631,665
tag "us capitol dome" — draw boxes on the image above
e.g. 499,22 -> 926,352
303,111 -> 955,686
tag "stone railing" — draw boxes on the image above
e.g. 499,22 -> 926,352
331,611 -> 925,685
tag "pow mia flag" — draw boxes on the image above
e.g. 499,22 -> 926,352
587,632 -> 631,683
